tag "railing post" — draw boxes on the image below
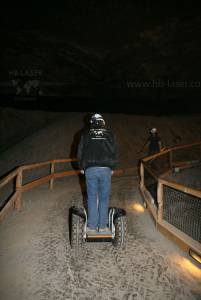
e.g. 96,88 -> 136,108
157,180 -> 163,223
15,167 -> 22,211
50,161 -> 55,190
140,161 -> 144,189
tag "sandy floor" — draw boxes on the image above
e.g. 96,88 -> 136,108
0,175 -> 201,300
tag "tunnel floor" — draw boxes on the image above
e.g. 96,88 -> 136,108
0,175 -> 200,300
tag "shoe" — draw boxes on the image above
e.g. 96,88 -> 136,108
99,227 -> 110,232
86,227 -> 97,234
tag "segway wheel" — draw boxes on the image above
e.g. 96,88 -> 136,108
71,213 -> 85,249
112,215 -> 127,247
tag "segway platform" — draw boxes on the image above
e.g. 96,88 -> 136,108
69,206 -> 127,249
86,230 -> 113,242
87,231 -> 112,237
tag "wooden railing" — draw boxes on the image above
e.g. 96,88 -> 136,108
140,140 -> 201,256
0,168 -> 22,221
0,158 -> 136,222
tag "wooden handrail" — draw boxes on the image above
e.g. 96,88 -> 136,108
0,139 -> 201,223
0,191 -> 20,222
142,140 -> 201,163
159,178 -> 201,199
142,148 -> 170,162
21,158 -> 78,171
15,167 -> 22,211
53,158 -> 77,163
21,160 -> 52,171
0,158 -> 78,222
22,174 -> 53,192
0,166 -> 22,220
140,141 -> 201,256
0,168 -> 19,189
0,144 -> 200,255
169,140 -> 201,152
0,156 -> 137,222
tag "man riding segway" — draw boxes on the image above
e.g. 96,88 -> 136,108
77,113 -> 117,234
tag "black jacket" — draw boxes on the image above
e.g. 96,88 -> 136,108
77,127 -> 117,170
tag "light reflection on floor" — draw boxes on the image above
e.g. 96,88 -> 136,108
170,254 -> 201,280
130,202 -> 145,213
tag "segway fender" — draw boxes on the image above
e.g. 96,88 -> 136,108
113,207 -> 126,220
70,206 -> 86,220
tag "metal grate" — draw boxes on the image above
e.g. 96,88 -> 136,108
163,186 -> 201,243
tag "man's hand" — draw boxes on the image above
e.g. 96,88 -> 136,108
80,170 -> 85,174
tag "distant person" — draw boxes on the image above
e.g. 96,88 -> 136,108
141,128 -> 162,155
77,113 -> 117,234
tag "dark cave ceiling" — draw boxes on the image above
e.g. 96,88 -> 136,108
0,1 -> 201,101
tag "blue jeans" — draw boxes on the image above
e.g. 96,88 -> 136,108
85,167 -> 112,229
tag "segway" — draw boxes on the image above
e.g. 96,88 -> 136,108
70,206 -> 127,249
